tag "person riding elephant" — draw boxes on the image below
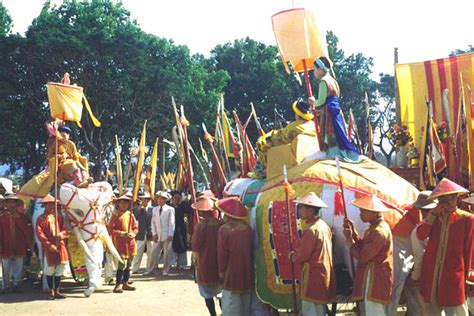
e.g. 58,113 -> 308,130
310,56 -> 362,162
46,125 -> 91,187
18,121 -> 91,199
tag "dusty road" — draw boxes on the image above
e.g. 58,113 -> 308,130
0,253 -> 221,316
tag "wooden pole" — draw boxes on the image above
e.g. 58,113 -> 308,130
283,165 -> 298,315
302,59 -> 323,150
394,47 -> 401,125
54,134 -> 60,244
203,125 -> 227,187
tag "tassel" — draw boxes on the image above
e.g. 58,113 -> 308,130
334,189 -> 345,216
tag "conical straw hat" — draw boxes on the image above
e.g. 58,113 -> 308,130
428,178 -> 469,200
295,192 -> 327,208
351,194 -> 390,213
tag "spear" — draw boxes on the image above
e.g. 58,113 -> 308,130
202,123 -> 227,187
442,89 -> 461,181
283,164 -> 298,316
335,157 -> 360,316
250,102 -> 265,137
179,105 -> 197,205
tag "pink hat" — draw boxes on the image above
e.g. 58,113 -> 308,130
191,197 -> 214,211
215,197 -> 247,220
429,178 -> 469,200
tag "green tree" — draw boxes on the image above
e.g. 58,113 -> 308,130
0,2 -> 12,36
0,0 -> 228,180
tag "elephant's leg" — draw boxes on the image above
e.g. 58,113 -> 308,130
84,241 -> 104,297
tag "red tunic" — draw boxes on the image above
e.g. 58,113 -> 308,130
0,211 -> 33,259
291,217 -> 336,304
217,220 -> 253,294
392,206 -> 422,237
191,217 -> 222,286
36,213 -> 69,265
416,209 -> 473,307
351,218 -> 393,304
107,210 -> 138,258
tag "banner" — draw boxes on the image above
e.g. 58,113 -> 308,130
396,53 -> 474,188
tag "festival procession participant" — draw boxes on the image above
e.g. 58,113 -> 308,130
251,98 -> 316,178
191,197 -> 223,316
343,194 -> 393,316
0,194 -> 35,294
408,191 -> 438,316
107,194 -> 138,293
18,121 -> 92,200
289,192 -> 336,315
170,190 -> 191,269
216,197 -> 253,316
149,190 -> 175,276
416,178 -> 473,316
388,190 -> 438,316
310,56 -> 360,161
36,194 -> 69,300
131,191 -> 154,274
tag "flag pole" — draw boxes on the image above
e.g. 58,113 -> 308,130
283,164 -> 298,316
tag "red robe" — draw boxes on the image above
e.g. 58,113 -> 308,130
107,210 -> 138,258
351,218 -> 393,304
0,211 -> 33,259
291,217 -> 336,304
392,206 -> 422,238
36,213 -> 69,265
416,209 -> 473,307
191,217 -> 222,286
217,220 -> 253,294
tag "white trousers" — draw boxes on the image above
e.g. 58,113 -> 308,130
148,240 -> 172,273
222,290 -> 251,316
301,300 -> 326,316
361,270 -> 388,316
423,301 -> 468,316
131,239 -> 153,273
2,257 -> 24,288
43,257 -> 67,277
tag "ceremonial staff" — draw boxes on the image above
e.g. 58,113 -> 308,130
283,164 -> 298,315
179,105 -> 197,216
202,123 -> 227,187
335,157 -> 360,316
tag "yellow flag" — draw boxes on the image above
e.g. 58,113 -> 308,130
47,82 -> 101,127
115,135 -> 123,195
144,138 -> 159,197
132,121 -> 147,202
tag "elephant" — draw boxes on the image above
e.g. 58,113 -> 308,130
58,181 -> 123,297
223,157 -> 419,311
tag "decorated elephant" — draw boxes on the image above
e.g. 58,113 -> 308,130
223,157 -> 419,311
58,181 -> 123,297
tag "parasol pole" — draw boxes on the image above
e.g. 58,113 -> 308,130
302,59 -> 323,150
335,157 -> 360,316
283,164 -> 298,315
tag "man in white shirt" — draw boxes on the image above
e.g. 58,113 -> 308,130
148,191 -> 175,275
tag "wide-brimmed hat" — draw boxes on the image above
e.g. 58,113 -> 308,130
428,178 -> 469,200
461,195 -> 474,205
191,197 -> 214,211
295,192 -> 328,208
215,197 -> 247,220
115,194 -> 132,202
58,125 -> 72,134
292,98 -> 314,121
4,193 -> 21,201
196,190 -> 217,201
138,191 -> 151,199
41,194 -> 58,204
412,191 -> 438,210
351,194 -> 390,213
155,190 -> 171,200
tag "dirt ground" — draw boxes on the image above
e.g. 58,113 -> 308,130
0,253 -> 220,316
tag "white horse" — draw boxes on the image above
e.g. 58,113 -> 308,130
59,181 -> 123,297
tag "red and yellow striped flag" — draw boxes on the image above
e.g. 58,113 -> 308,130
132,121 -> 147,202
